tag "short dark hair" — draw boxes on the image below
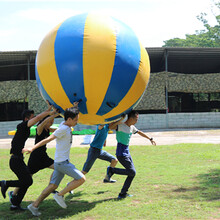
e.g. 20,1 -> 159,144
64,107 -> 79,121
22,109 -> 34,121
127,110 -> 139,119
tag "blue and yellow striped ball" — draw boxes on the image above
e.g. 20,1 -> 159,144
35,13 -> 150,125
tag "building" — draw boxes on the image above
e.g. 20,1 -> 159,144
0,47 -> 220,136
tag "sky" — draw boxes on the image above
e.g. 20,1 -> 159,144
0,0 -> 218,51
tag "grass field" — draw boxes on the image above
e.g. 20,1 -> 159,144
0,143 -> 219,219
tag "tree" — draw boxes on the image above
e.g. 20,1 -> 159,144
163,1 -> 220,47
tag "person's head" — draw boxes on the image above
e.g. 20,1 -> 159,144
22,109 -> 34,122
127,110 -> 139,125
64,107 -> 79,127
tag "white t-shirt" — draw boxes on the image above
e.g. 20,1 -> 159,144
53,121 -> 72,162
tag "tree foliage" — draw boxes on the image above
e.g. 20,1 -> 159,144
163,1 -> 220,47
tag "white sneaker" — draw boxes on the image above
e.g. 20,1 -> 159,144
69,189 -> 74,194
103,178 -> 117,183
27,204 -> 41,216
53,192 -> 67,208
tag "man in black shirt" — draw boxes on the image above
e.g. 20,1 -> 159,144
8,113 -> 59,202
0,102 -> 55,211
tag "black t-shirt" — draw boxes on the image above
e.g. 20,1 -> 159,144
32,128 -> 50,155
10,121 -> 30,156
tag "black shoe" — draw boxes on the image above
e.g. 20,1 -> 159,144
0,180 -> 8,199
52,190 -> 59,194
10,205 -> 27,211
118,193 -> 133,199
106,166 -> 113,180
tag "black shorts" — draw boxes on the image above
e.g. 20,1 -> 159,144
28,151 -> 54,175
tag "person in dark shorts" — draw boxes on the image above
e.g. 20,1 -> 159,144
0,102 -> 55,211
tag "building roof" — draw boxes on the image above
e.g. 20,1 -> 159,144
147,47 -> 220,74
0,47 -> 219,81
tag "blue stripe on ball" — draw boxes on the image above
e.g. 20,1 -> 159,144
96,18 -> 140,116
55,14 -> 88,114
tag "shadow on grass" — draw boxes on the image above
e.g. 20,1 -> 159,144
173,169 -> 220,201
0,190 -> 119,220
94,190 -> 109,195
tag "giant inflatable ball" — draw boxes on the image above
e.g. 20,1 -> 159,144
35,13 -> 150,125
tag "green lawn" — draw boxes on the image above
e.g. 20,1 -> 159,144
0,143 -> 219,219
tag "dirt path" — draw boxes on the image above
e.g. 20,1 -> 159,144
0,128 -> 219,149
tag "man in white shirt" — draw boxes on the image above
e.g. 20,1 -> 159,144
22,104 -> 85,216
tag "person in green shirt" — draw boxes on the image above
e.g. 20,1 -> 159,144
107,110 -> 156,199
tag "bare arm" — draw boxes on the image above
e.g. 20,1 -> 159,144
27,101 -> 53,128
72,101 -> 79,108
137,130 -> 156,146
22,134 -> 56,154
37,111 -> 59,135
109,115 -> 125,130
49,128 -> 57,133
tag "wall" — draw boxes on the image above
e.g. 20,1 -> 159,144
137,112 -> 220,130
1,112 -> 219,138
1,72 -> 220,137
1,71 -> 220,114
